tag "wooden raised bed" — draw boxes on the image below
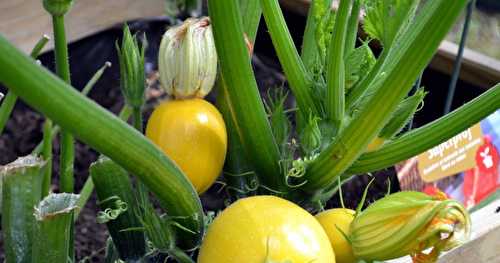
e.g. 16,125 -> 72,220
0,0 -> 165,53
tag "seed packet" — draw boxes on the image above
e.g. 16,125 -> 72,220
396,110 -> 500,209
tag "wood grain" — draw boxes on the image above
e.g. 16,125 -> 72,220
0,0 -> 165,53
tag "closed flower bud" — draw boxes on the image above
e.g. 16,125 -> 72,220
116,24 -> 146,109
350,191 -> 470,262
43,0 -> 73,16
158,17 -> 217,99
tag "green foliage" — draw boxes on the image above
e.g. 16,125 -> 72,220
346,42 -> 377,90
299,114 -> 322,155
265,89 -> 292,157
116,24 -> 146,110
90,156 -> 146,260
363,0 -> 421,47
379,87 -> 427,139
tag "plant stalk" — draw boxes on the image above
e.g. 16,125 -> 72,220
325,0 -> 351,125
209,0 -> 286,192
0,35 -> 204,248
304,0 -> 469,190
260,0 -> 319,117
301,0 -> 334,69
74,105 -> 133,221
32,193 -> 79,263
1,155 -> 45,262
52,15 -> 75,194
239,0 -> 262,42
90,157 -> 146,260
345,0 -> 362,54
348,84 -> 500,174
0,35 -> 49,134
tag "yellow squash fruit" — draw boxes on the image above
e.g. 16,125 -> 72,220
198,195 -> 335,263
316,208 -> 356,263
145,98 -> 227,194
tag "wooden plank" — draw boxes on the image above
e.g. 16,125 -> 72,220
279,0 -> 500,88
0,0 -> 165,54
431,41 -> 500,89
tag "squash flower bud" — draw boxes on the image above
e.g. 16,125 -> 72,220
350,191 -> 471,262
158,17 -> 217,99
43,0 -> 73,16
116,24 -> 146,110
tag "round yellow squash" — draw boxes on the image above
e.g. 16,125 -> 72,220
198,195 -> 336,263
145,98 -> 227,194
316,208 -> 356,263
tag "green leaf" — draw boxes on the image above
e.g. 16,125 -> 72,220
265,88 -> 291,156
363,0 -> 420,47
378,87 -> 426,139
304,0 -> 469,191
301,0 -> 333,70
346,42 -> 376,90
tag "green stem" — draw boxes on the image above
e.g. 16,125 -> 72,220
32,193 -> 79,263
345,48 -> 389,110
33,63 -> 113,155
1,155 -> 45,263
0,35 -> 49,134
132,106 -> 143,132
74,176 -> 93,219
325,0 -> 351,125
345,0 -> 362,54
91,157 -> 146,260
260,0 -> 319,117
209,0 -> 286,192
168,248 -> 195,263
304,0 -> 469,191
52,15 -> 74,194
239,0 -> 262,42
215,0 -> 262,199
42,119 -> 53,196
301,0 -> 334,69
348,84 -> 500,174
0,35 -> 204,248
74,105 -> 133,221
52,16 -> 71,83
0,92 -> 17,134
217,80 -> 257,199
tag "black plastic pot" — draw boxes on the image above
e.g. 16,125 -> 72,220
477,0 -> 500,12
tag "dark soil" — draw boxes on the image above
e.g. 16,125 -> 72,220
0,8 -> 487,262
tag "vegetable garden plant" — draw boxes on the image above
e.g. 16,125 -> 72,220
0,0 -> 498,262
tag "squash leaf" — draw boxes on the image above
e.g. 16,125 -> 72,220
363,0 -> 421,47
346,41 -> 376,90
